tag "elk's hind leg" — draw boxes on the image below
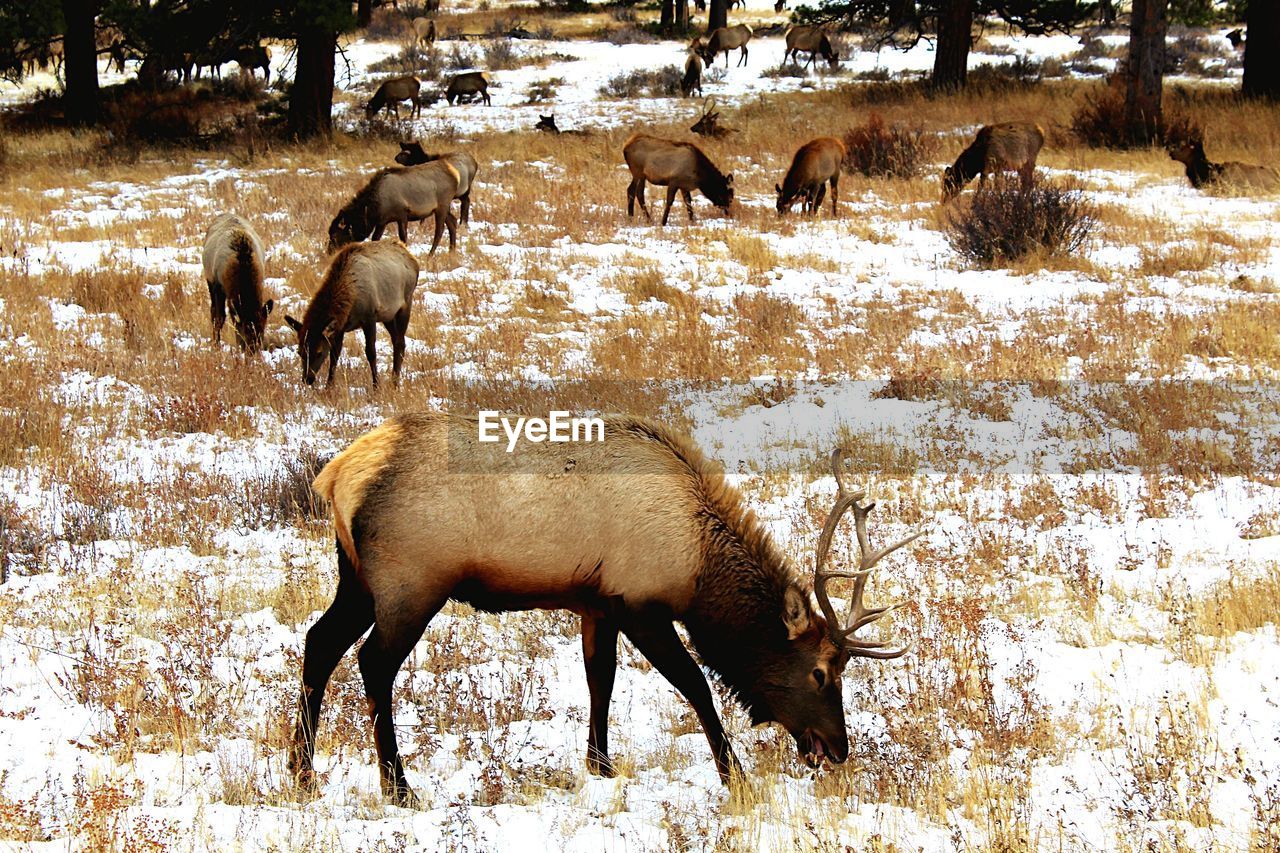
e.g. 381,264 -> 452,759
208,281 -> 226,347
357,589 -> 448,807
582,613 -> 619,777
362,322 -> 379,387
389,309 -> 409,385
289,541 -> 375,793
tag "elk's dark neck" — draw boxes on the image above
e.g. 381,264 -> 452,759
953,140 -> 985,187
1185,153 -> 1216,188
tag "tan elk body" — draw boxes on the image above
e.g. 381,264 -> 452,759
367,76 -> 422,120
623,133 -> 734,224
701,24 -> 753,66
328,160 -> 460,254
284,241 -> 418,387
394,142 -> 480,223
941,121 -> 1045,202
1168,139 -> 1280,192
201,213 -> 273,351
288,414 -> 919,805
784,26 -> 839,71
777,136 -> 846,215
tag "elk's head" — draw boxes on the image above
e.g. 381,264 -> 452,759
231,298 -> 274,353
775,181 -> 803,214
940,165 -> 965,203
535,114 -> 560,134
326,211 -> 360,255
395,141 -> 429,166
284,315 -> 336,387
757,449 -> 920,767
1166,137 -> 1204,167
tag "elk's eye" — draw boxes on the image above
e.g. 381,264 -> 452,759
812,668 -> 826,689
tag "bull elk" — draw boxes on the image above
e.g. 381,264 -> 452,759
394,142 -> 480,224
288,416 -> 920,805
1168,138 -> 1280,192
700,24 -> 753,67
941,121 -> 1045,203
623,133 -> 734,225
202,213 -> 273,352
784,25 -> 839,72
777,137 -> 846,216
690,97 -> 735,138
283,241 -> 418,388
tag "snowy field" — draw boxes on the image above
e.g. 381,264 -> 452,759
2,9 -> 1280,852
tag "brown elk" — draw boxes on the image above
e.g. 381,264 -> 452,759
681,50 -> 704,97
1167,138 -> 1280,192
623,133 -> 734,225
328,160 -> 460,254
367,76 -> 422,120
235,44 -> 271,81
690,97 -> 735,138
941,121 -> 1045,203
202,213 -> 273,352
445,71 -> 490,105
283,241 -> 419,388
784,25 -> 839,72
776,137 -> 846,216
700,24 -> 753,67
393,142 -> 480,224
1225,28 -> 1245,50
288,417 -> 918,805
534,114 -> 591,136
412,17 -> 437,47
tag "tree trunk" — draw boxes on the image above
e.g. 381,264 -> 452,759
288,27 -> 336,140
930,0 -> 973,90
61,0 -> 99,126
661,0 -> 674,32
1243,0 -> 1280,99
1125,0 -> 1167,143
709,0 -> 727,33
676,0 -> 689,31
357,0 -> 373,29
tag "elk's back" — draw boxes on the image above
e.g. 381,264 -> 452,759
318,413 -> 707,613
984,122 -> 1045,167
202,213 -> 264,284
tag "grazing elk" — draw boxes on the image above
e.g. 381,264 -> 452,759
1168,138 -> 1280,192
690,97 -> 735,138
288,418 -> 919,805
777,137 -> 846,216
413,17 -> 437,48
445,71 -> 490,105
327,160 -> 460,254
941,121 -> 1045,203
202,213 -> 273,352
681,50 -> 704,98
394,142 -> 480,224
624,133 -> 734,225
367,76 -> 422,120
700,24 -> 753,67
283,241 -> 419,388
784,25 -> 839,72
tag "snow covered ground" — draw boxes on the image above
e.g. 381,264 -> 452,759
1,13 -> 1278,852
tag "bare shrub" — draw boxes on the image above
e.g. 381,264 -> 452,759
966,55 -> 1043,92
369,45 -> 444,80
1071,89 -> 1200,149
599,66 -> 683,99
842,113 -> 936,178
445,44 -> 479,71
238,448 -> 330,529
483,39 -> 520,71
762,61 -> 806,79
525,77 -> 562,104
944,177 -> 1097,267
604,25 -> 657,46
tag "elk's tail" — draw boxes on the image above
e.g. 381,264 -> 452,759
312,419 -> 405,568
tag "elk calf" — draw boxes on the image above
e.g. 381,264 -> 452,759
941,121 -> 1045,203
1168,138 -> 1280,193
288,418 -> 918,805
283,241 -> 418,388
776,137 -> 846,216
623,133 -> 734,225
202,213 -> 273,352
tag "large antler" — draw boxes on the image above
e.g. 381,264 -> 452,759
813,449 -> 922,659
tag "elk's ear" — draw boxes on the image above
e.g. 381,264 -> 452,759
285,315 -> 302,333
399,141 -> 412,151
726,173 -> 735,187
782,586 -> 813,640
775,183 -> 782,193
322,320 -> 342,341
263,299 -> 274,317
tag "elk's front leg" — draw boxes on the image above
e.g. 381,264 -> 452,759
619,608 -> 741,783
208,281 -> 226,347
325,331 -> 345,388
582,614 -> 619,777
362,322 -> 379,387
